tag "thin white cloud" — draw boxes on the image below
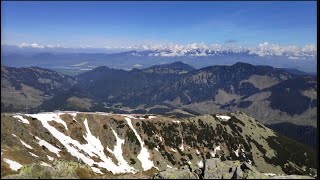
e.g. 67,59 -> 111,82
18,43 -> 63,49
249,42 -> 316,57
105,42 -> 316,58
13,42 -> 317,58
69,61 -> 88,67
133,64 -> 143,68
288,56 -> 305,60
19,43 -> 44,49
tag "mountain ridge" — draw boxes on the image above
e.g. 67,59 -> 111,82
1,62 -> 317,149
1,111 -> 317,178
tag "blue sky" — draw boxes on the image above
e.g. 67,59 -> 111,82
1,1 -> 317,48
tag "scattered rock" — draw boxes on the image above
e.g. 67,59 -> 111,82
153,166 -> 199,179
2,160 -> 95,179
268,175 -> 315,179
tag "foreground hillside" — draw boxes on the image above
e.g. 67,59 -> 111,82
1,111 -> 317,178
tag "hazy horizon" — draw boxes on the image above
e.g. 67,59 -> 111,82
1,1 -> 317,73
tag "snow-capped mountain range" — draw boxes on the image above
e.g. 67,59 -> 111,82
125,42 -> 316,58
3,42 -> 317,58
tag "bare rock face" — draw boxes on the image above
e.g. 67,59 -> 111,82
268,175 -> 315,179
203,158 -> 267,179
153,165 -> 199,179
203,158 -> 224,179
153,158 -> 315,179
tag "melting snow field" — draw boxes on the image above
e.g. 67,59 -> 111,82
155,134 -> 163,142
29,152 -> 39,157
172,120 -> 180,123
40,161 -> 51,167
24,112 -> 138,174
234,149 -> 239,157
264,173 -> 276,177
13,115 -> 30,124
8,112 -> 167,174
216,115 -> 231,121
35,136 -> 61,157
125,117 -> 155,171
170,148 -> 177,153
20,139 -> 33,149
210,146 -> 221,157
3,159 -> 23,171
47,155 -> 54,161
196,149 -> 200,155
105,126 -> 135,173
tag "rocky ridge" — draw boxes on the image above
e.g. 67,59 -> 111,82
1,111 -> 317,178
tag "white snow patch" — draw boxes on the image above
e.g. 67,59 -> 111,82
188,161 -> 192,165
216,115 -> 231,121
3,159 -> 23,171
40,162 -> 51,167
198,161 -> 204,168
179,132 -> 184,151
69,113 -> 78,122
155,134 -> 163,142
167,165 -> 173,168
211,146 -> 221,157
28,112 -> 68,130
20,139 -> 33,149
196,150 -> 200,154
172,120 -> 180,123
13,115 -> 30,124
125,117 -> 155,171
35,136 -> 61,157
29,152 -> 39,157
179,144 -> 184,151
264,173 -> 276,177
234,149 -> 239,157
12,134 -> 17,138
148,116 -> 157,119
170,148 -> 177,153
52,113 -> 69,131
91,167 -> 103,174
241,151 -> 246,158
122,114 -> 137,119
47,155 -> 54,161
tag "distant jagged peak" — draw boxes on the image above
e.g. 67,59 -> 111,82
118,42 -> 317,58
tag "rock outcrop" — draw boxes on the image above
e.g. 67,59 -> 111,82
203,158 -> 266,179
153,158 -> 315,179
153,165 -> 198,179
2,160 -> 94,179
